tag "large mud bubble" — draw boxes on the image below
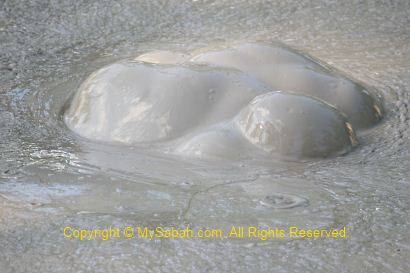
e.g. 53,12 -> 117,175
64,43 -> 383,160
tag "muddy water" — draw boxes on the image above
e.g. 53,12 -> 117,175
0,0 -> 409,272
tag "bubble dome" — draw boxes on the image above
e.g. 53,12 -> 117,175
64,43 -> 383,160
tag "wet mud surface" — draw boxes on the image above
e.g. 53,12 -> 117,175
1,1 -> 410,272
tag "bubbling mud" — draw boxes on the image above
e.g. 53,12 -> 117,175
236,92 -> 357,158
191,43 -> 383,130
64,43 -> 383,160
64,62 -> 267,143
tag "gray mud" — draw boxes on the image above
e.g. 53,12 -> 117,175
0,0 -> 409,272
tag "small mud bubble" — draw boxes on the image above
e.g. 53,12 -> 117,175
260,193 -> 309,209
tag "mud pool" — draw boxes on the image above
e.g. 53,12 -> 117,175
0,0 -> 409,272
